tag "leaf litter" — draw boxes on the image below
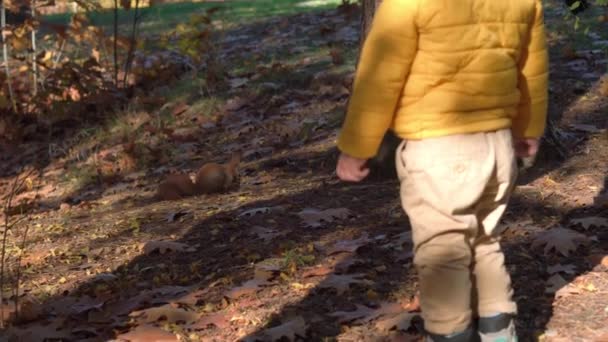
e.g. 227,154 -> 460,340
3,3 -> 608,342
141,240 -> 197,255
531,226 -> 592,256
570,216 -> 608,230
297,207 -> 352,228
115,324 -> 179,342
243,316 -> 308,342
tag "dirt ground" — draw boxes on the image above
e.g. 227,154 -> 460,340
0,1 -> 607,341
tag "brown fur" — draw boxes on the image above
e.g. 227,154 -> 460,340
156,152 -> 241,201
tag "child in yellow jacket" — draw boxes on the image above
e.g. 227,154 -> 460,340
336,0 -> 548,341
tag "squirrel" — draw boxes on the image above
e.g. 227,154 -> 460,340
156,152 -> 241,201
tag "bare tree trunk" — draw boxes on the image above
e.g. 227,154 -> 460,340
360,0 -> 382,44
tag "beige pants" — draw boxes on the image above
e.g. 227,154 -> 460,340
396,129 -> 518,335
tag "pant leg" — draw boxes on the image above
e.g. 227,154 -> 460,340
397,132 -> 497,336
473,129 -> 518,317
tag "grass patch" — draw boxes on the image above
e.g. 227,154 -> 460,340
43,0 -> 342,33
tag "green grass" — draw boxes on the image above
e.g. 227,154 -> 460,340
43,0 -> 342,32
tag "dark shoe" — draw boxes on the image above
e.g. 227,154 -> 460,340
478,313 -> 517,342
426,326 -> 479,342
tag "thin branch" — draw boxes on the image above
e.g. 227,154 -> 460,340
13,215 -> 31,321
113,0 -> 119,86
1,1 -> 18,114
31,1 -> 38,97
0,168 -> 34,328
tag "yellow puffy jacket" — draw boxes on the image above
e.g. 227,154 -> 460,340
338,0 -> 549,159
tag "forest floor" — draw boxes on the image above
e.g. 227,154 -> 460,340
0,0 -> 607,341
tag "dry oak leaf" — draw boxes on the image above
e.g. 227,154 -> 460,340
382,231 -> 413,250
330,302 -> 403,325
571,216 -> 608,230
547,264 -> 577,275
329,304 -> 375,323
116,324 -> 179,342
251,225 -> 288,243
327,232 -> 371,255
171,102 -> 190,116
5,321 -> 71,342
142,240 -> 196,255
245,316 -> 308,342
316,274 -> 371,295
226,279 -> 269,299
297,207 -> 351,228
129,304 -> 199,325
301,265 -> 334,278
375,312 -> 417,332
546,274 -> 569,294
531,226 -> 591,256
190,312 -> 231,330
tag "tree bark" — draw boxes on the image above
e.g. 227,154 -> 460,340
360,0 -> 382,44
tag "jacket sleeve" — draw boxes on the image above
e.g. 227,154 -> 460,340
514,0 -> 549,139
337,0 -> 418,159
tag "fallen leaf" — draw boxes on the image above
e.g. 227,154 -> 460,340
327,233 -> 371,255
171,102 -> 190,116
588,254 -> 608,267
329,304 -> 375,323
229,77 -> 249,89
190,312 -> 230,330
375,312 -> 417,332
547,264 -> 577,275
250,316 -> 308,342
330,302 -> 403,325
316,274 -> 371,295
297,207 -> 351,228
382,231 -> 413,250
571,216 -> 608,230
129,304 -> 199,324
254,258 -> 283,281
239,206 -> 285,217
250,226 -> 288,243
531,226 -> 590,256
116,324 -> 179,342
332,254 -> 363,273
302,265 -> 334,278
546,274 -> 568,294
5,319 -> 71,342
594,193 -> 608,206
166,210 -> 188,223
555,283 -> 582,299
226,279 -> 269,299
142,241 -> 196,255
581,282 -> 597,292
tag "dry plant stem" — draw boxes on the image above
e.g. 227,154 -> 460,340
1,2 -> 18,114
0,169 -> 33,328
123,0 -> 142,88
31,1 -> 38,96
12,221 -> 30,322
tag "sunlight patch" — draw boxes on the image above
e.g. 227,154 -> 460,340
296,0 -> 340,8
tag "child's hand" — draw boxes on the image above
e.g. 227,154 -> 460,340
514,138 -> 540,158
336,153 -> 370,182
